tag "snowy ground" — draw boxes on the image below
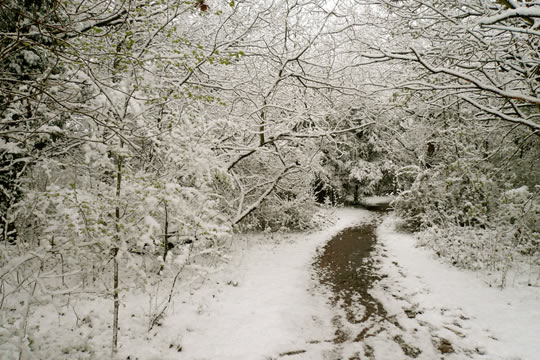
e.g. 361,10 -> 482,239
370,216 -> 540,360
360,196 -> 394,207
172,208 -> 381,360
174,210 -> 540,360
6,208 -> 540,359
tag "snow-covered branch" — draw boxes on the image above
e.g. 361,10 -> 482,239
478,7 -> 540,25
233,165 -> 297,225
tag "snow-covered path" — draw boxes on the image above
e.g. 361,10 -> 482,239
176,208 -> 371,359
130,208 -> 540,360
14,207 -> 539,360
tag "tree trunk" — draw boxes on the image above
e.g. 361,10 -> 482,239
161,201 -> 169,273
112,155 -> 122,355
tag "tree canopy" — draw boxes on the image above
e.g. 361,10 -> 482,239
0,0 -> 538,357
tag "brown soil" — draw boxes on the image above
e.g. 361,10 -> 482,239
314,221 -> 387,331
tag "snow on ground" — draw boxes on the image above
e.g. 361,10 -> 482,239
11,207 -> 370,360
8,208 -> 540,360
372,215 -> 540,360
361,196 -> 395,206
174,208 -> 371,360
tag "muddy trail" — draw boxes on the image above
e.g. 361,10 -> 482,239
310,214 -> 428,359
309,211 -> 471,359
314,217 -> 388,343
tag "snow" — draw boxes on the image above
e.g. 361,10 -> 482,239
361,195 -> 394,206
175,208 -> 369,359
156,209 -> 539,359
373,215 -> 540,360
479,7 -> 540,25
6,209 -> 540,359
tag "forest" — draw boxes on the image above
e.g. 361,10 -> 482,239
0,0 -> 538,359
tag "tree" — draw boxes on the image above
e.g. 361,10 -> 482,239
355,0 -> 539,133
0,0 -> 240,356
3,0 -> 392,357
346,0 -> 540,277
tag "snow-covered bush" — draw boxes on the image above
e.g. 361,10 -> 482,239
416,226 -> 510,271
233,153 -> 320,231
348,159 -> 397,196
395,161 -> 539,278
317,121 -> 401,204
395,160 -> 499,231
496,186 -> 540,258
241,194 -> 319,232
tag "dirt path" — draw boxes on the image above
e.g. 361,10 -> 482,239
314,220 -> 387,341
303,212 -> 508,360
309,214 -> 420,360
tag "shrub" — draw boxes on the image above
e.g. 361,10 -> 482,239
394,160 -> 540,279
